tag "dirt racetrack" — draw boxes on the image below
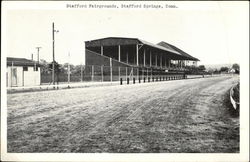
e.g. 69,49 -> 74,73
7,75 -> 239,153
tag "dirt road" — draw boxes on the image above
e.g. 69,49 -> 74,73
7,75 -> 239,153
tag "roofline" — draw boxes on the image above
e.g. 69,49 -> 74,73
84,37 -> 139,43
138,39 -> 181,55
157,41 -> 200,61
85,37 -> 181,56
7,57 -> 42,66
84,37 -> 200,60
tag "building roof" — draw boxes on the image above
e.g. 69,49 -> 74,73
85,37 -> 199,61
157,41 -> 200,61
85,37 -> 138,47
7,57 -> 41,67
85,37 -> 180,55
138,39 -> 180,55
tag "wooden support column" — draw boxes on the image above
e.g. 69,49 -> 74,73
110,58 -> 112,82
118,45 -> 121,62
143,49 -> 146,67
160,54 -> 162,68
165,56 -> 167,68
101,65 -> 103,82
91,65 -> 94,81
126,67 -> 127,79
150,50 -> 152,67
137,68 -> 139,80
136,44 -> 139,66
155,54 -> 157,67
132,67 -> 134,78
151,68 -> 153,79
126,52 -> 128,64
118,66 -> 120,79
142,68 -> 144,79
101,46 -> 103,55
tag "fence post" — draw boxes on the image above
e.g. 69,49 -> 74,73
147,68 -> 148,79
137,68 -> 139,81
81,64 -> 83,82
142,68 -> 144,81
110,66 -> 112,82
91,65 -> 94,81
126,67 -> 127,80
132,67 -> 133,79
110,58 -> 112,82
151,68 -> 153,80
118,66 -> 120,81
101,65 -> 104,82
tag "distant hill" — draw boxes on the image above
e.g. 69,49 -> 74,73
204,64 -> 232,70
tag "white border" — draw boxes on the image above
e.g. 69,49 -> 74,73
1,1 -> 249,162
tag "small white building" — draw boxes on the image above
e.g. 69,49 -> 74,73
7,57 -> 41,87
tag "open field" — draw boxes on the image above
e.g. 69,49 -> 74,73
7,75 -> 239,153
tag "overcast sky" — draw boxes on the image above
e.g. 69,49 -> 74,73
4,1 -> 249,65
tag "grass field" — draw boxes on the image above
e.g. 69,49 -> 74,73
7,75 -> 239,153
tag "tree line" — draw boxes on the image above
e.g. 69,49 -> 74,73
39,59 -> 239,75
39,59 -> 84,75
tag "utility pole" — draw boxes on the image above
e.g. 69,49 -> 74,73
36,47 -> 42,63
52,22 -> 59,85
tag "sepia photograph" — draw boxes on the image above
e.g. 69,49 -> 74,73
1,1 -> 249,162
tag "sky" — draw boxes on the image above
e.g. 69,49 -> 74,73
4,1 -> 249,66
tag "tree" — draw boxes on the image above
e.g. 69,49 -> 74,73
40,59 -> 51,74
232,63 -> 240,74
232,63 -> 239,70
198,65 -> 206,71
62,63 -> 75,74
220,66 -> 229,72
214,69 -> 219,74
74,65 -> 84,74
207,68 -> 214,74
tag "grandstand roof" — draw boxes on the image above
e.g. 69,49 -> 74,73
157,41 -> 200,61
